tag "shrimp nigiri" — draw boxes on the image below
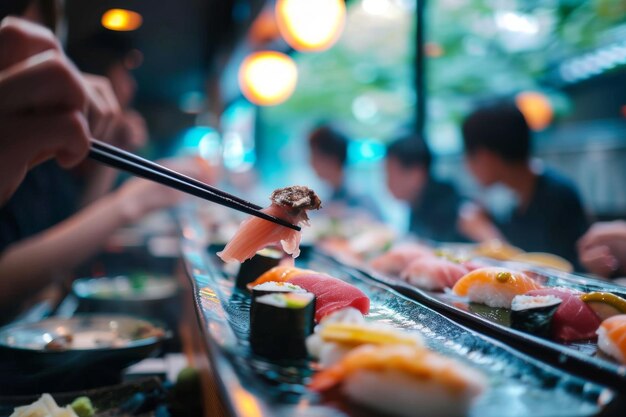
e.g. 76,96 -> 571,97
217,186 -> 321,263
452,268 -> 541,308
309,344 -> 486,417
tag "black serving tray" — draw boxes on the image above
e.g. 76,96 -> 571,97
337,254 -> 626,393
180,241 -> 621,417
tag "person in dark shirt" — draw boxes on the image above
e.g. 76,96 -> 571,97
385,134 -> 466,242
460,100 -> 590,266
308,125 -> 382,220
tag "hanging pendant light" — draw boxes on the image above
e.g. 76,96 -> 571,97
275,0 -> 346,52
238,51 -> 298,106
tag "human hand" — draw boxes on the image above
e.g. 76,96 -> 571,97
115,157 -> 217,222
0,17 -> 90,202
577,221 -> 626,277
113,109 -> 148,151
578,244 -> 619,279
82,73 -> 121,142
457,202 -> 504,242
578,221 -> 626,251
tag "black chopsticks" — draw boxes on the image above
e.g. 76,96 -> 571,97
89,139 -> 301,231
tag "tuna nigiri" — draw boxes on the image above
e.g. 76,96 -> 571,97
452,268 -> 541,308
597,314 -> 626,363
369,243 -> 435,276
248,267 -> 370,322
400,258 -> 468,291
526,288 -> 601,342
217,186 -> 321,263
289,273 -> 370,322
309,344 -> 486,417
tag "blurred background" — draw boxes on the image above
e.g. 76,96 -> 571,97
66,0 -> 626,229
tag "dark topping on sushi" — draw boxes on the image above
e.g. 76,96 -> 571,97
270,186 -> 322,210
496,271 -> 512,283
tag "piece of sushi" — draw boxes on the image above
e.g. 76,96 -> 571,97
452,268 -> 541,308
526,288 -> 601,342
597,314 -> 626,363
235,248 -> 283,289
369,243 -> 435,276
580,292 -> 626,321
400,258 -> 469,291
309,344 -> 486,417
249,292 -> 316,360
312,322 -> 424,367
510,294 -> 562,338
246,266 -> 310,289
251,281 -> 307,301
247,267 -> 370,322
217,186 -> 321,263
306,307 -> 366,359
289,273 -> 370,322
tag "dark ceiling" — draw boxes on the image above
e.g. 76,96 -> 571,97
65,0 -> 266,146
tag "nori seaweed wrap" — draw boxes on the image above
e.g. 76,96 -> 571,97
235,248 -> 282,289
511,295 -> 562,338
250,292 -> 315,359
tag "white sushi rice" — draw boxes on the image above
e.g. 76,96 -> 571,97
511,295 -> 561,311
466,284 -> 516,308
256,292 -> 314,307
343,369 -> 476,417
253,281 -> 306,293
597,326 -> 625,363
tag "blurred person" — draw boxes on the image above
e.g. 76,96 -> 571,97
459,100 -> 589,265
385,134 -> 466,242
0,16 -> 90,203
0,157 -> 214,323
578,221 -> 626,282
308,125 -> 382,220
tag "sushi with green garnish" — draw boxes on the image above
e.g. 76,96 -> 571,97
251,281 -> 307,301
250,292 -> 316,360
510,294 -> 562,338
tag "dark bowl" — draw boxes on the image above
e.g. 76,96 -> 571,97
0,314 -> 168,394
72,275 -> 180,329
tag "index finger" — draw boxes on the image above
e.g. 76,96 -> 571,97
0,16 -> 61,70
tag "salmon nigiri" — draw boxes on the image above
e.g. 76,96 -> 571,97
309,344 -> 486,417
246,266 -> 311,289
452,267 -> 541,308
218,186 -> 321,263
597,314 -> 626,363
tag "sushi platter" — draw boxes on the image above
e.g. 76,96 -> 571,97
180,240 -> 617,417
338,243 -> 626,392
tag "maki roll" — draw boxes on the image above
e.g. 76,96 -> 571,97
250,292 -> 316,360
510,295 -> 562,338
235,248 -> 283,289
251,281 -> 307,301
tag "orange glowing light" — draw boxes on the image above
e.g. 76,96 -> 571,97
101,9 -> 143,32
276,0 -> 346,52
515,91 -> 554,131
238,51 -> 298,106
